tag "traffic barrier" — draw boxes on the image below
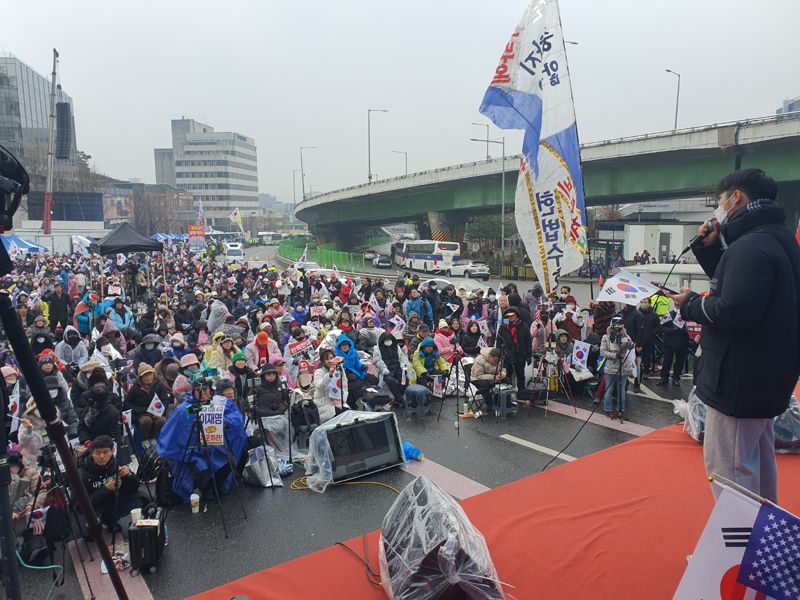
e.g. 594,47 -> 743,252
278,241 -> 366,272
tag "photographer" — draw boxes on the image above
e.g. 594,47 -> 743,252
78,435 -> 141,532
600,316 -> 633,420
668,169 -> 800,502
157,378 -> 247,502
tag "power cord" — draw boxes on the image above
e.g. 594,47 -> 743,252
16,549 -> 64,600
290,476 -> 401,494
335,535 -> 382,587
540,247 -> 693,471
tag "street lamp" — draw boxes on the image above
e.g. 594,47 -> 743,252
292,169 -> 304,207
299,146 -> 316,201
471,122 -> 491,160
367,108 -> 389,183
665,69 -> 681,130
392,150 -> 408,176
469,136 -> 506,259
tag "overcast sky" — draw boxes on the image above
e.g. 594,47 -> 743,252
5,0 -> 798,204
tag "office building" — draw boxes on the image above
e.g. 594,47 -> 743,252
154,118 -> 262,231
777,97 -> 800,115
0,52 -> 77,182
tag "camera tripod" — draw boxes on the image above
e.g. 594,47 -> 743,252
532,348 -> 577,418
26,444 -> 96,598
244,400 -> 282,492
171,401 -> 247,539
437,347 -> 468,434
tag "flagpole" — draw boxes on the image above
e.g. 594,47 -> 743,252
556,7 -> 594,300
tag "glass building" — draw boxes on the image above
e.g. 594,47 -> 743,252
0,52 -> 77,168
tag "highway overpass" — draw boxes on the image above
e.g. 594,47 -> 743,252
295,113 -> 800,245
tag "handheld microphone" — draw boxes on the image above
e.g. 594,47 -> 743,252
682,220 -> 717,254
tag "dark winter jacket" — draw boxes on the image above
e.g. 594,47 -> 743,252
621,306 -> 645,345
123,382 -> 170,421
77,393 -> 121,443
637,307 -> 660,345
78,453 -> 140,508
253,379 -> 289,417
497,308 -> 532,364
659,310 -> 690,351
174,308 -> 194,334
681,202 -> 800,418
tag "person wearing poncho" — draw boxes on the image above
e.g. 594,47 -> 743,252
157,379 -> 247,502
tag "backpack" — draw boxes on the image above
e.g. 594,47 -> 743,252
290,400 -> 320,429
363,386 -> 393,409
20,529 -> 49,566
154,459 -> 180,507
138,445 -> 161,483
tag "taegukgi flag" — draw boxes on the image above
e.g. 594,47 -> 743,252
674,480 -> 781,600
479,0 -> 588,296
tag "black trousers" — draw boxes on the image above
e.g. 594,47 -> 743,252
660,346 -> 687,383
504,359 -> 526,391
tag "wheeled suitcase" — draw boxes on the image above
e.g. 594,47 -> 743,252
128,506 -> 166,575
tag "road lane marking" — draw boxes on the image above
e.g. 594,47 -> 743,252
401,459 -> 489,499
499,434 -> 577,462
631,383 -> 672,404
537,401 -> 655,437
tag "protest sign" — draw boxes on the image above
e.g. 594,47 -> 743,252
200,401 -> 225,446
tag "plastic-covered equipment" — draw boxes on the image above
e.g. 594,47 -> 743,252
379,476 -> 506,600
672,386 -> 706,443
774,395 -> 800,453
304,410 -> 405,493
258,415 -> 307,462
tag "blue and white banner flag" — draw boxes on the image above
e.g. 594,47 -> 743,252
480,0 -> 588,296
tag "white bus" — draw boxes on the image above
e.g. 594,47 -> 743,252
391,240 -> 461,273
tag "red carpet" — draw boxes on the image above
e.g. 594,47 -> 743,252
191,425 -> 800,600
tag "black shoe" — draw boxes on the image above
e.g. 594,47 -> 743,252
672,380 -> 681,387
632,386 -> 641,393
655,381 -> 667,387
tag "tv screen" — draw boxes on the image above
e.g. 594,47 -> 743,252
326,415 -> 403,482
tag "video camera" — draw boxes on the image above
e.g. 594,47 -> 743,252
0,144 -> 30,274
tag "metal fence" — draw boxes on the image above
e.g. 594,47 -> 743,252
278,241 -> 366,271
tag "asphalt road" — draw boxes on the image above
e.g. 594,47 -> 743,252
19,245 -> 691,599
245,244 -> 600,306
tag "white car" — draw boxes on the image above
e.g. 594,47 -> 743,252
445,260 -> 491,280
224,246 -> 245,264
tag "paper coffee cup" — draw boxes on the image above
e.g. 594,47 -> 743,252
130,508 -> 142,523
190,493 -> 200,513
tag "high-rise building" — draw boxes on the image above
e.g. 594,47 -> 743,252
0,52 -> 78,182
777,97 -> 800,115
154,118 -> 262,231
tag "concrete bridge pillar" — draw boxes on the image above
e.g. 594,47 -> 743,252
426,212 -> 466,243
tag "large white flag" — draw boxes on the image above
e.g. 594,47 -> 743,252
480,0 -> 588,295
598,270 -> 661,306
674,481 -> 779,600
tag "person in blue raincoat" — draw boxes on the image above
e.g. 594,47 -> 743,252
156,378 -> 247,502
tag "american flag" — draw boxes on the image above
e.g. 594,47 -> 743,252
737,503 -> 800,598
